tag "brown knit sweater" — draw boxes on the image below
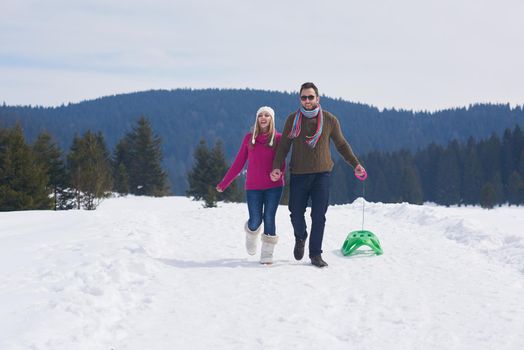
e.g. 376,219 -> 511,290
272,109 -> 360,174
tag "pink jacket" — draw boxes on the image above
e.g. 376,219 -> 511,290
217,132 -> 285,191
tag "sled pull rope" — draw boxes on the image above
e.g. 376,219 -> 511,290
355,170 -> 367,231
361,180 -> 365,232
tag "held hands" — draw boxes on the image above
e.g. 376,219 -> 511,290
270,169 -> 282,182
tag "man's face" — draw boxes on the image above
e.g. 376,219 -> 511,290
300,88 -> 319,110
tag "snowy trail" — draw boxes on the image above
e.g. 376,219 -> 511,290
1,197 -> 523,349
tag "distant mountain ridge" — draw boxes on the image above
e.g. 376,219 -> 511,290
1,88 -> 523,194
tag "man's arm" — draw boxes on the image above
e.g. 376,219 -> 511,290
272,115 -> 293,170
330,117 -> 360,168
270,115 -> 293,181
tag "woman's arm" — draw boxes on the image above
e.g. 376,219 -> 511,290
216,134 -> 250,191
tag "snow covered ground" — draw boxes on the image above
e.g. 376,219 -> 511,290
1,196 -> 523,350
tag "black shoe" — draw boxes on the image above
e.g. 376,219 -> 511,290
310,255 -> 328,268
293,238 -> 305,260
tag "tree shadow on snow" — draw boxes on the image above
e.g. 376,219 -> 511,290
155,257 -> 291,269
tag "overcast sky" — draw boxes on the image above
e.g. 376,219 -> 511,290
1,0 -> 523,111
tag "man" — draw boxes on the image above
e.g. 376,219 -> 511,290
270,82 -> 366,268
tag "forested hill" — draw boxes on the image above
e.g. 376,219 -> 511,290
1,88 -> 523,194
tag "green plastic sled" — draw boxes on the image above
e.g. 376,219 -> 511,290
341,230 -> 383,256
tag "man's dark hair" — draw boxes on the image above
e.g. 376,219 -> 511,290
300,82 -> 319,97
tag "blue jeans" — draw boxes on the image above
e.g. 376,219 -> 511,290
288,172 -> 331,257
246,186 -> 283,236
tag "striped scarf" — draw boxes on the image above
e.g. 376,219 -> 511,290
288,104 -> 324,148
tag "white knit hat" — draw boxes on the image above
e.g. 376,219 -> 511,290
252,106 -> 275,146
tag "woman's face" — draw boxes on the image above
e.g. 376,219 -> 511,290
257,112 -> 272,131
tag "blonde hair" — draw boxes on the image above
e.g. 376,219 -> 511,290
251,106 -> 276,147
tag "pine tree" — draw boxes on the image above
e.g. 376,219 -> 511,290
361,152 -> 388,203
461,138 -> 483,205
501,129 -> 514,183
512,126 -> 524,171
67,135 -> 84,209
479,134 -> 503,203
187,139 -> 241,207
416,143 -> 442,203
211,140 -> 243,203
490,171 -> 504,206
187,139 -> 216,207
66,131 -> 113,210
115,162 -> 130,194
507,171 -> 522,206
519,150 -> 524,176
32,132 -> 67,210
480,183 -> 497,209
0,124 -> 51,211
435,142 -> 461,206
119,117 -> 169,196
400,155 -> 423,204
113,139 -> 131,194
369,168 -> 389,203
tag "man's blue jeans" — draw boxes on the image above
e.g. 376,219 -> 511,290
246,186 -> 283,236
288,172 -> 331,257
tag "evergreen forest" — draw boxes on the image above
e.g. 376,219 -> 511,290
2,88 -> 523,194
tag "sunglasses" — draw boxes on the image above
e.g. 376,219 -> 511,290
300,95 -> 316,101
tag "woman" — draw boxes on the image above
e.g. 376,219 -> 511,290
216,106 -> 285,264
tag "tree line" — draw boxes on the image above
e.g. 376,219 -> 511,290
187,125 -> 524,209
3,118 -> 523,210
0,117 -> 169,211
331,125 -> 524,208
2,89 -> 523,195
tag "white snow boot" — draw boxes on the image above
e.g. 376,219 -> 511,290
260,234 -> 279,264
244,221 -> 261,255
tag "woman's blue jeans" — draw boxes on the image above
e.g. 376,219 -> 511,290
246,186 -> 283,236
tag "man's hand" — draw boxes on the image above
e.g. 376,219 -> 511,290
354,164 -> 366,178
216,185 -> 224,193
270,169 -> 282,182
